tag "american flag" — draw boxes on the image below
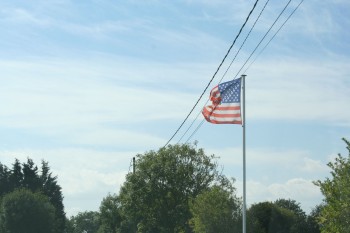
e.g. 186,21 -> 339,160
202,78 -> 242,124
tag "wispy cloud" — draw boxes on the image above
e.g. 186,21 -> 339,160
0,7 -> 51,26
246,57 -> 350,126
300,158 -> 329,173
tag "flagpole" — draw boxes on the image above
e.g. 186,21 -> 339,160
241,74 -> 247,233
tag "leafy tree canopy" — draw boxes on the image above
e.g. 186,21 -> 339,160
68,211 -> 100,233
118,143 -> 237,233
189,183 -> 241,233
247,201 -> 299,233
314,138 -> 350,233
0,188 -> 56,233
98,193 -> 121,233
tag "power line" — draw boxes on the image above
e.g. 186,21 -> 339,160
184,0 -> 305,143
185,119 -> 205,144
244,0 -> 305,73
177,0 -> 270,144
232,0 -> 293,79
163,0 -> 260,148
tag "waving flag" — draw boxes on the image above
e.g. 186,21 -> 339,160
202,78 -> 242,124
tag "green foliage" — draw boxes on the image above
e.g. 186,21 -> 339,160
0,188 -> 56,233
117,143 -> 232,233
0,158 -> 66,233
274,198 -> 309,232
69,211 -> 100,233
306,205 -> 322,233
0,164 -> 10,197
314,138 -> 350,233
98,193 -> 121,233
247,201 -> 297,233
189,183 -> 241,233
39,161 -> 66,233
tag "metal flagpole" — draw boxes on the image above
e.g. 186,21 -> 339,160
241,74 -> 247,233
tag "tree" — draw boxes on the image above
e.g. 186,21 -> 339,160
118,143 -> 232,233
247,201 -> 297,233
39,161 -> 66,233
98,193 -> 121,233
306,205 -> 322,233
22,158 -> 41,191
0,158 -> 66,233
0,163 -> 10,196
189,183 -> 241,233
8,159 -> 23,192
0,188 -> 56,233
69,211 -> 100,233
274,198 -> 308,232
314,138 -> 350,233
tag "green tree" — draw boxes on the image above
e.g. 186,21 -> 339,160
314,138 -> 350,233
98,193 -> 121,233
70,211 -> 100,233
189,183 -> 241,233
39,161 -> 66,233
118,143 -> 230,233
8,159 -> 23,192
0,164 -> 10,196
22,158 -> 41,191
0,158 -> 66,233
0,188 -> 56,233
274,198 -> 308,232
306,205 -> 322,233
247,201 -> 296,233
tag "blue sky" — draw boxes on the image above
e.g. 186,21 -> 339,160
1,0 -> 350,216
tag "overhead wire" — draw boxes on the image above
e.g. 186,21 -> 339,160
243,0 -> 305,73
177,0 -> 271,144
184,0 -> 305,143
163,0 -> 260,148
232,0 -> 293,79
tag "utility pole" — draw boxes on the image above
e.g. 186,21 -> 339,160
133,157 -> 135,174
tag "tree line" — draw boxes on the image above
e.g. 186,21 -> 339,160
0,159 -> 65,233
1,138 -> 349,233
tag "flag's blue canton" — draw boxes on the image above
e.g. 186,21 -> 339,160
218,79 -> 241,103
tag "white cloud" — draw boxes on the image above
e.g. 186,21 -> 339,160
235,178 -> 322,213
268,178 -> 320,199
300,158 -> 328,173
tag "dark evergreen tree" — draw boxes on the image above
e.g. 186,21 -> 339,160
8,159 -> 23,191
40,160 -> 66,233
22,158 -> 41,191
0,158 -> 66,233
0,163 -> 10,196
